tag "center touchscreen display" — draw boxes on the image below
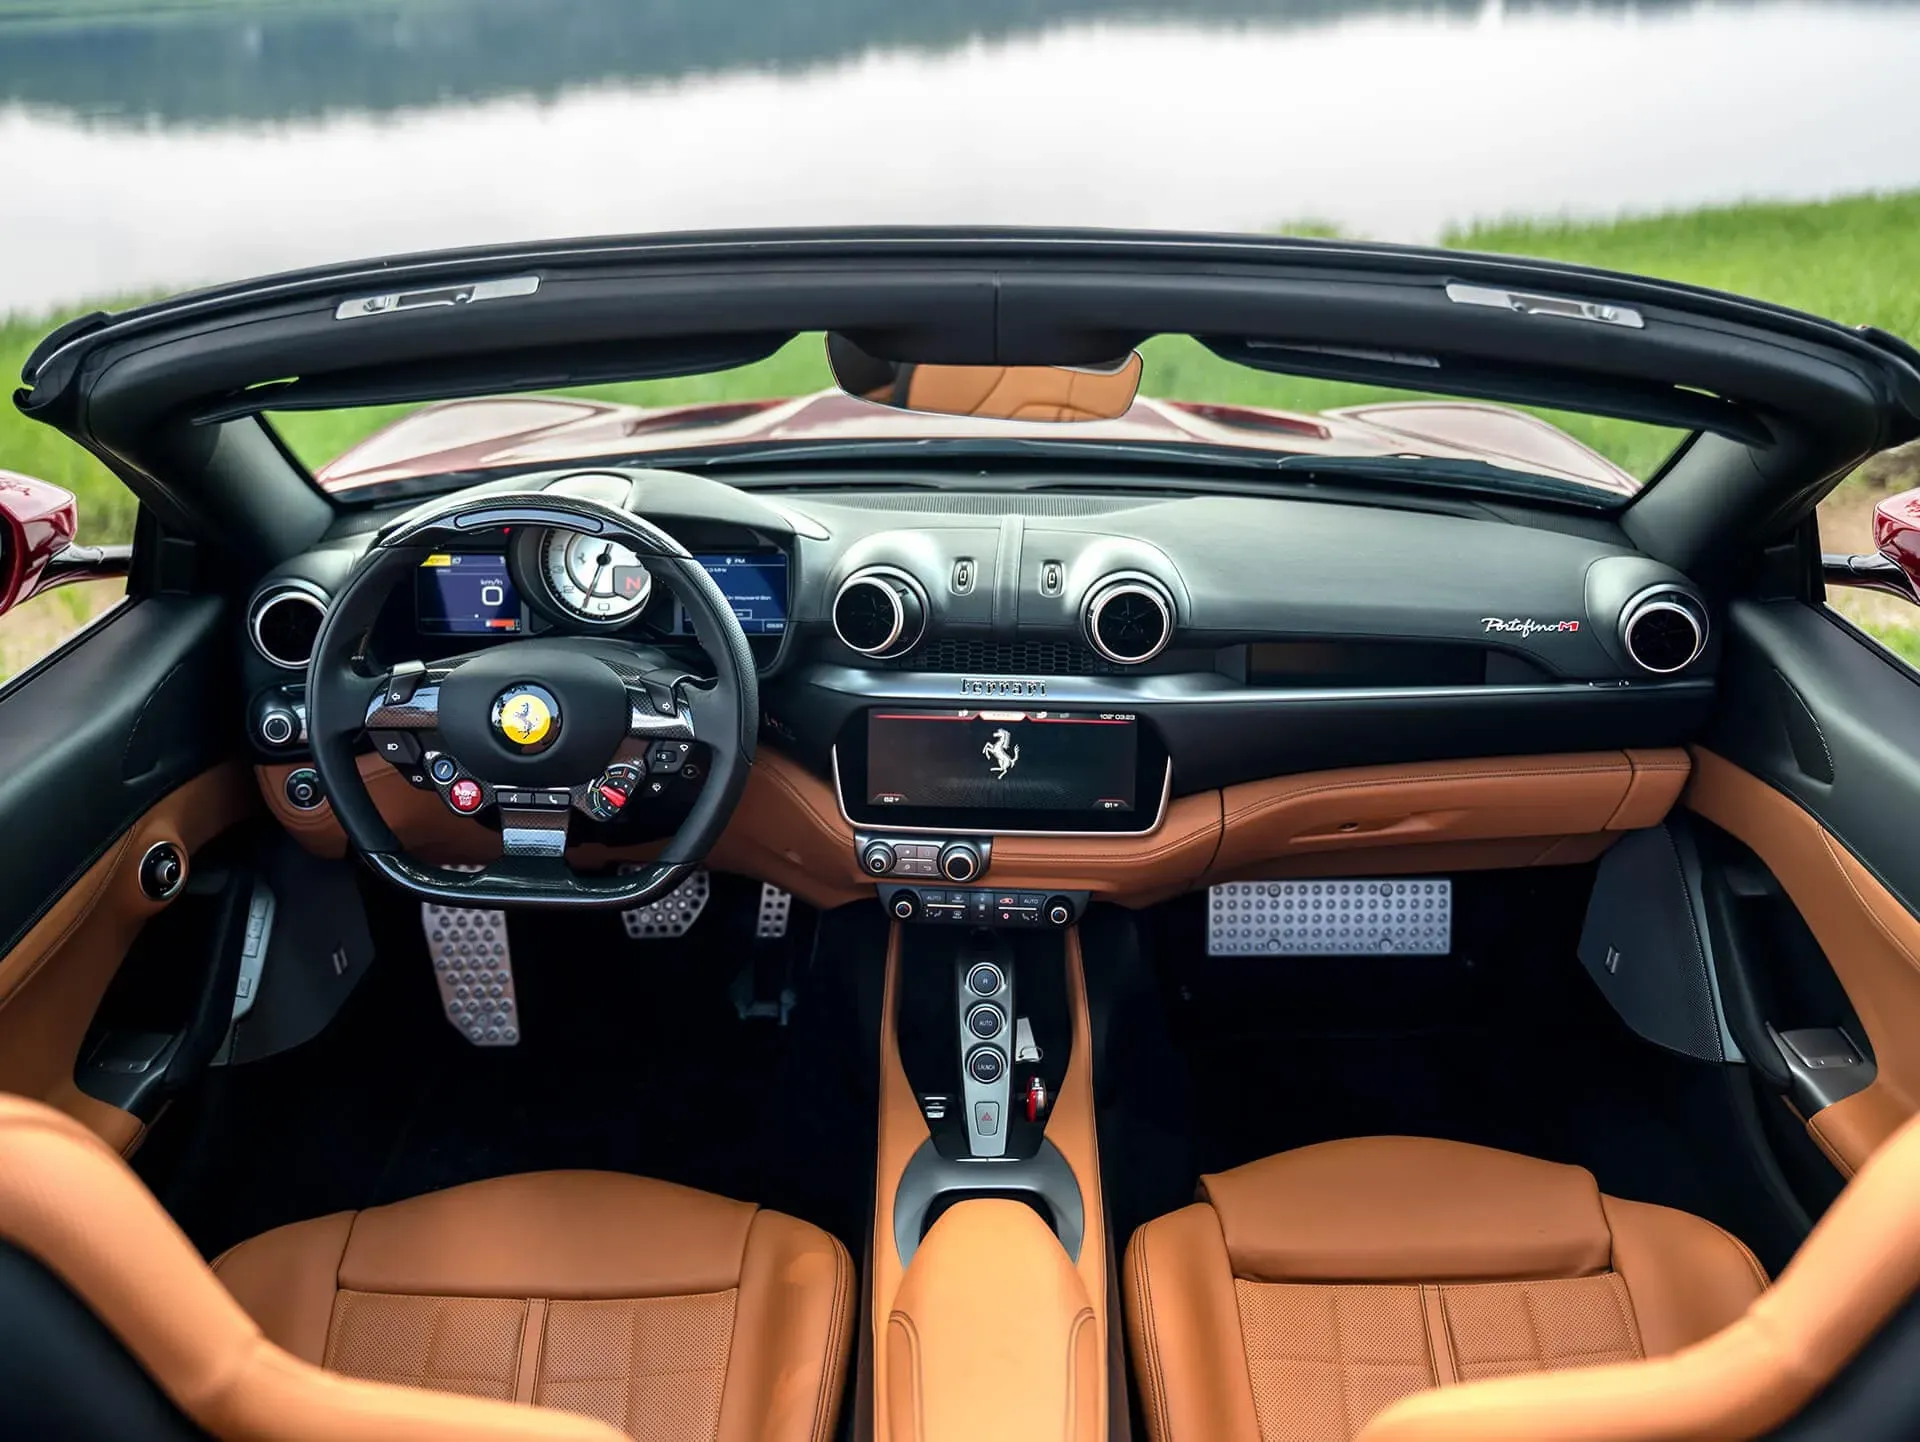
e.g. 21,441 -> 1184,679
866,709 -> 1139,815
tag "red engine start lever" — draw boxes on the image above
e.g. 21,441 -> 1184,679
1025,1075 -> 1049,1123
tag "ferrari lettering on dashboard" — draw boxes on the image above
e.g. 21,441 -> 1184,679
1480,617 -> 1582,637
960,678 -> 1047,697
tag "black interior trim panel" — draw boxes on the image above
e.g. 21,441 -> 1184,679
1708,599 -> 1920,918
0,596 -> 235,958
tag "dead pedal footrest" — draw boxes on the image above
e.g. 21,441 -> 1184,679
1208,879 -> 1452,956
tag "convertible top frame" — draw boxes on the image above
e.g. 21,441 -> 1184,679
15,228 -> 1920,577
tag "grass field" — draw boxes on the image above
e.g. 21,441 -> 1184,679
4,189 -> 1919,668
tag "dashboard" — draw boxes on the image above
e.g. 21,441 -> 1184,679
240,465 -> 1717,870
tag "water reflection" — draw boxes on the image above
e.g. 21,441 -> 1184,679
17,0 -> 1903,125
2,0 -> 1917,315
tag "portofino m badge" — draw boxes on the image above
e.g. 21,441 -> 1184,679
983,728 -> 1020,779
1481,617 -> 1581,637
491,684 -> 560,753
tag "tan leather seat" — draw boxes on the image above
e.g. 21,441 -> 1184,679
0,1096 -> 852,1441
1124,1136 -> 1768,1442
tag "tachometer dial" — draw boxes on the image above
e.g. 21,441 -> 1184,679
540,529 -> 651,623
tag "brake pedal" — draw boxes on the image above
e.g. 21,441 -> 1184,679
421,902 -> 520,1046
1207,879 -> 1452,956
619,865 -> 711,939
755,883 -> 792,939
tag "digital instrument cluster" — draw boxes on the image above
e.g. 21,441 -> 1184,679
408,531 -> 790,642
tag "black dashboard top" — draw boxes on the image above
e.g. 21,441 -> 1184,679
243,466 -> 1716,806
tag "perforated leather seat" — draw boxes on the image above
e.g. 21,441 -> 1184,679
1124,1136 -> 1769,1442
0,1097 -> 852,1442
213,1170 -> 854,1441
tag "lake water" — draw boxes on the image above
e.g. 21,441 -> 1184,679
2,0 -> 1918,315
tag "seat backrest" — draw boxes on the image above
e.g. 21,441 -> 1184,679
1356,1111 -> 1920,1439
0,1094 -> 626,1442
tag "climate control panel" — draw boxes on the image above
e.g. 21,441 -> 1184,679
879,884 -> 1085,929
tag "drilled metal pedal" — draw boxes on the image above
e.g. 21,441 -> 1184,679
422,902 -> 519,1045
1208,879 -> 1452,956
755,883 -> 792,939
619,866 -> 711,939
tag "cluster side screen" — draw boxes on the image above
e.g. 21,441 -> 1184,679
415,553 -> 522,635
674,552 -> 789,637
866,709 -> 1138,814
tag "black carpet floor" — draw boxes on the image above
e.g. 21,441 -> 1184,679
137,874 -> 880,1264
1097,865 -> 1810,1277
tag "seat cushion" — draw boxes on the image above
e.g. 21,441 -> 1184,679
213,1170 -> 853,1442
1124,1138 -> 1769,1442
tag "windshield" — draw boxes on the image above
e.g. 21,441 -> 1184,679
269,333 -> 1685,504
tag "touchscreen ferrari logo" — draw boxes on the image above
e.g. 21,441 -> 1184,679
492,687 -> 556,749
982,728 -> 1020,779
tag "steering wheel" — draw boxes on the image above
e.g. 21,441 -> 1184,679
305,491 -> 757,908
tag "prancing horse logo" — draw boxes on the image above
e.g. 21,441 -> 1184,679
982,728 -> 1020,779
490,684 -> 560,753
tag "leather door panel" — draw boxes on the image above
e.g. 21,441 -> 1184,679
1696,598 -> 1920,1171
0,595 -> 235,955
0,594 -> 247,1149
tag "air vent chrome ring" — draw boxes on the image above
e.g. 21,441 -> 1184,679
1084,575 -> 1174,665
248,585 -> 329,670
833,567 -> 927,658
1621,590 -> 1707,675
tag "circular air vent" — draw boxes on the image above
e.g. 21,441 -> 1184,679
1084,576 -> 1173,665
832,568 -> 927,658
249,586 -> 328,669
1621,590 -> 1707,674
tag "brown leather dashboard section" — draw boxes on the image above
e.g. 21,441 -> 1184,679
1685,747 -> 1920,1176
1354,1106 -> 1920,1440
0,1096 -> 628,1441
0,764 -> 254,1154
263,747 -> 1689,907
1208,748 -> 1689,882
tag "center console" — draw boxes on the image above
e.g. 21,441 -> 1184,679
871,921 -> 1113,1442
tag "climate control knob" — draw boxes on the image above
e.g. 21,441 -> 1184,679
862,840 -> 897,876
1044,895 -> 1075,928
939,841 -> 983,883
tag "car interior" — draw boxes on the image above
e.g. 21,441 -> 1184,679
4,230 -> 1920,1441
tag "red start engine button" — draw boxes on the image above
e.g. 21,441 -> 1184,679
447,778 -> 484,814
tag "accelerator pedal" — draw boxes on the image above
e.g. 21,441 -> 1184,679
1208,879 -> 1452,956
619,865 -> 711,940
421,895 -> 519,1046
756,883 -> 792,939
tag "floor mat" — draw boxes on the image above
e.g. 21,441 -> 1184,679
139,874 -> 880,1263
1100,866 -> 1808,1276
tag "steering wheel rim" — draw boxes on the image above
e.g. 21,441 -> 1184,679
305,489 -> 758,908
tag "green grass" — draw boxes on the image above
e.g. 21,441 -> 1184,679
7,190 -> 1920,548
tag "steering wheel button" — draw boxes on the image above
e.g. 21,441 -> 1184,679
429,756 -> 459,784
448,779 -> 485,814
